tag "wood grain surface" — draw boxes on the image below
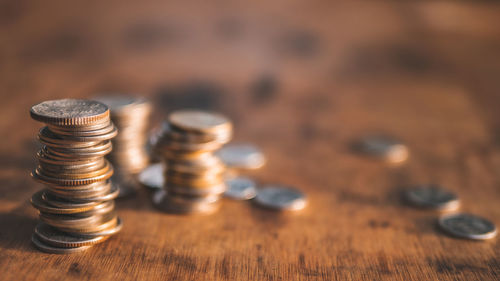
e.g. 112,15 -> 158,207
1,0 -> 499,280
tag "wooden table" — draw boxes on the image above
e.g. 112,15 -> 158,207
1,0 -> 499,280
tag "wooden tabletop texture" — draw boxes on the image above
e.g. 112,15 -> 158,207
0,0 -> 499,280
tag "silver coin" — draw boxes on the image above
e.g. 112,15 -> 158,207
439,213 -> 497,240
30,99 -> 109,125
224,177 -> 257,200
405,185 -> 459,211
138,163 -> 165,190
254,186 -> 307,211
356,136 -> 408,164
216,143 -> 266,170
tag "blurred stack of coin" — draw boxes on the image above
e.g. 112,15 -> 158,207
153,110 -> 232,214
29,99 -> 122,253
95,96 -> 152,197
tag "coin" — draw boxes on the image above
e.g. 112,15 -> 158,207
439,213 -> 497,240
405,185 -> 459,211
224,177 -> 257,200
32,234 -> 91,254
254,186 -> 307,211
216,143 -> 266,170
152,190 -> 220,215
138,163 -> 165,190
169,110 -> 231,134
71,217 -> 123,238
30,99 -> 109,126
31,190 -> 98,214
34,223 -> 108,248
355,135 -> 408,164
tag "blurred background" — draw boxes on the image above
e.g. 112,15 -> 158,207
2,0 -> 500,210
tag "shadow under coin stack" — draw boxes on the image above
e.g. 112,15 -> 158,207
29,99 -> 122,254
96,97 -> 152,197
153,110 -> 232,214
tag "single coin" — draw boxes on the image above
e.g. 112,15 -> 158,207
439,213 -> 497,240
254,186 -> 307,211
355,135 -> 409,164
71,217 -> 123,238
32,165 -> 113,186
168,110 -> 231,134
216,143 -> 266,170
224,177 -> 257,200
34,223 -> 108,248
31,190 -> 98,214
30,99 -> 109,126
138,163 -> 165,190
32,234 -> 91,254
405,185 -> 459,211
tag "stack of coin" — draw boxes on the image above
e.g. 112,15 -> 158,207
153,110 -> 232,214
95,96 -> 152,197
29,99 -> 122,253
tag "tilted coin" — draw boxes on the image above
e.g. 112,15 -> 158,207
439,213 -> 497,240
216,143 -> 266,170
254,186 -> 307,211
30,99 -> 109,126
34,223 -> 108,248
138,163 -> 165,190
224,177 -> 257,200
31,190 -> 98,214
69,217 -> 123,238
405,185 -> 459,211
32,234 -> 91,254
355,135 -> 409,164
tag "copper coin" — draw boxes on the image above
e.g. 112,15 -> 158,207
34,223 -> 108,248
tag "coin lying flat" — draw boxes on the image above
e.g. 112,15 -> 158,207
34,223 -> 108,248
224,177 -> 257,200
405,185 -> 459,211
32,234 -> 91,254
169,110 -> 231,134
30,99 -> 109,126
216,143 -> 266,170
254,186 -> 307,211
355,135 -> 409,164
439,213 -> 497,240
138,163 -> 165,190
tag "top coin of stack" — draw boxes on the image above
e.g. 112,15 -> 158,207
154,110 -> 232,214
95,96 -> 152,197
29,99 -> 122,254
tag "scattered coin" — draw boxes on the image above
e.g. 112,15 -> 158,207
216,143 -> 266,170
439,213 -> 497,240
355,135 -> 408,164
405,185 -> 460,212
254,186 -> 307,211
138,163 -> 165,190
224,177 -> 257,200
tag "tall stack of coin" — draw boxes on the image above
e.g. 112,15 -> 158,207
29,99 -> 122,253
153,110 -> 232,214
95,96 -> 152,197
